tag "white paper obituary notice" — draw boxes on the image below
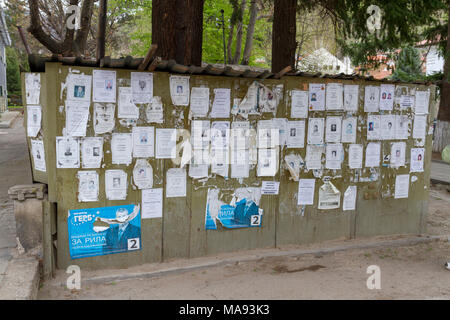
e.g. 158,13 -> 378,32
325,83 -> 343,110
190,87 -> 210,117
410,148 -> 425,172
169,75 -> 190,106
56,136 -> 80,168
131,72 -> 153,104
344,84 -> 359,112
307,118 -> 325,145
81,137 -> 103,168
93,69 -> 116,103
367,115 -> 381,140
348,144 -> 363,169
111,133 -> 132,165
31,139 -> 46,172
93,103 -> 115,134
394,174 -> 410,199
77,171 -> 99,202
308,83 -> 325,111
297,179 -> 315,205
343,186 -> 357,211
105,169 -> 128,200
211,88 -> 231,118
325,116 -> 342,143
142,188 -> 163,219
291,90 -> 308,118
133,159 -> 153,189
132,126 -> 154,158
379,84 -> 395,111
27,105 -> 42,137
156,129 -> 177,159
364,86 -> 380,112
365,142 -> 381,168
341,117 -> 357,143
166,168 -> 187,198
118,87 -> 139,119
66,100 -> 90,137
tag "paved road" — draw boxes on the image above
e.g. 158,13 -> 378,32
0,116 -> 32,286
431,161 -> 450,184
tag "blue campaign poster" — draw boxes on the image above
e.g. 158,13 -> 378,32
68,204 -> 141,259
205,192 -> 262,230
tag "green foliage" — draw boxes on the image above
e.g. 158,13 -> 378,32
336,0 -> 448,69
6,47 -> 21,95
390,46 -> 425,81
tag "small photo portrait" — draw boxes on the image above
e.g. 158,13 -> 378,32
388,93 -> 392,99
64,146 -> 72,156
313,124 -> 319,133
346,123 -> 353,134
369,92 -> 375,101
139,80 -> 146,91
138,168 -> 146,177
140,133 -> 148,144
105,80 -> 113,91
331,124 -> 337,132
32,113 -> 38,124
311,93 -> 317,102
418,154 -> 422,161
93,147 -> 100,157
369,122 -> 374,131
88,180 -> 95,190
332,150 -> 337,158
113,177 -> 120,188
382,92 -> 387,100
36,150 -> 41,159
263,159 -> 270,167
74,85 -> 86,98
290,128 -> 296,137
176,85 -> 183,94
388,122 -> 393,130
395,150 -> 401,157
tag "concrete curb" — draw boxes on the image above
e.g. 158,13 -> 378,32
0,111 -> 20,128
0,255 -> 40,300
75,235 -> 446,286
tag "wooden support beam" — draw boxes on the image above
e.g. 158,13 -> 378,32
274,65 -> 292,79
148,56 -> 162,71
138,44 -> 158,71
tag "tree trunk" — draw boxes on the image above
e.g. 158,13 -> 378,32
75,0 -> 95,56
96,0 -> 107,60
241,0 -> 258,65
271,0 -> 297,73
232,0 -> 247,64
152,0 -> 204,66
433,4 -> 450,152
227,24 -> 235,64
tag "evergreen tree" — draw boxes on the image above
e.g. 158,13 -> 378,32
390,46 -> 424,82
6,47 -> 21,95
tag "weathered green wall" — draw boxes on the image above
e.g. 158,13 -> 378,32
22,62 -> 436,270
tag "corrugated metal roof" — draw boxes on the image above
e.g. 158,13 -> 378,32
28,54 -> 436,85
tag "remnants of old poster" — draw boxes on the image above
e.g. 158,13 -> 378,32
146,96 -> 164,123
318,181 -> 340,210
343,185 -> 357,211
93,103 -> 115,134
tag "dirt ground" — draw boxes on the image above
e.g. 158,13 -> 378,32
38,186 -> 450,300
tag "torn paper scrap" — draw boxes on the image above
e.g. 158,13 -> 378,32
318,181 -> 340,210
343,185 -> 357,211
146,96 -> 164,123
93,103 -> 115,134
118,87 -> 139,119
284,153 -> 303,181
